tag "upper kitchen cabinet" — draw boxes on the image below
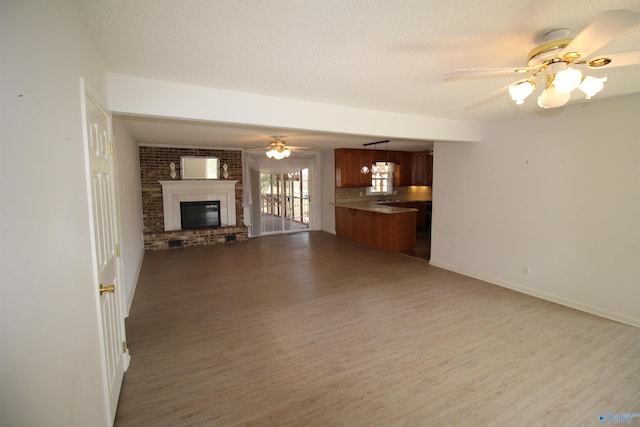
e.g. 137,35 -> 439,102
335,149 -> 373,187
396,151 -> 413,187
411,151 -> 433,186
426,152 -> 433,186
335,148 -> 432,188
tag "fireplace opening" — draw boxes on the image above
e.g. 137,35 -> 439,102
180,201 -> 221,229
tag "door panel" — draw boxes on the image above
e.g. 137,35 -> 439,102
84,89 -> 128,423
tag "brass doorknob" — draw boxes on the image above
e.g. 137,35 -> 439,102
99,284 -> 115,295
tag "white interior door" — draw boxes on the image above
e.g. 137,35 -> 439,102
82,84 -> 128,424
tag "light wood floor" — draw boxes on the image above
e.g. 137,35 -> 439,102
115,231 -> 640,426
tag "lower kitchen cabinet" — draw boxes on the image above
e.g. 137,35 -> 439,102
335,206 -> 416,252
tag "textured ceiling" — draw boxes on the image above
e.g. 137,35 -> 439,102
73,0 -> 640,150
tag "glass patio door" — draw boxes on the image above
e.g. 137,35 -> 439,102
259,168 -> 310,235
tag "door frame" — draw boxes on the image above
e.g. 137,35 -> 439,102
245,151 -> 321,238
259,169 -> 310,235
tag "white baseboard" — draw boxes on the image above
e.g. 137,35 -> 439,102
428,259 -> 640,329
126,248 -> 145,316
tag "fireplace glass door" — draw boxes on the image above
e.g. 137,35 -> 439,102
180,201 -> 221,229
259,169 -> 309,235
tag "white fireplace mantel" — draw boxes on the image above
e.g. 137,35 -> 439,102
159,180 -> 238,231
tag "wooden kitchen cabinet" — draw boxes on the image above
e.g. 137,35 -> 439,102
411,151 -> 433,186
335,149 -> 373,187
335,206 -> 416,252
396,151 -> 413,186
335,148 -> 432,188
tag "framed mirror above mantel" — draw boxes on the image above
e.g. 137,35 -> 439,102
180,156 -> 220,179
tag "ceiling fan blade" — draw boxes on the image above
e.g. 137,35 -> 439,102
444,67 -> 530,81
587,50 -> 640,68
561,10 -> 640,61
464,84 -> 510,110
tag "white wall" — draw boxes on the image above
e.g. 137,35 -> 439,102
430,93 -> 640,327
113,119 -> 145,313
0,0 -> 112,425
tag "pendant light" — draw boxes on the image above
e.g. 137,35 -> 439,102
361,140 -> 392,174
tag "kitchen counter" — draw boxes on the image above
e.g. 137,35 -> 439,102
333,201 -> 418,214
334,202 -> 417,252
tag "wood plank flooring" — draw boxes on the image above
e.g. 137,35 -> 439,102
115,231 -> 640,426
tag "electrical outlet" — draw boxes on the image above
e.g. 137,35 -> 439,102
522,266 -> 530,275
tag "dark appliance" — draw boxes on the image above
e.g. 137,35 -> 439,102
425,201 -> 432,235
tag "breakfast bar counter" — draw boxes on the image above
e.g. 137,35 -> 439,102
334,202 -> 417,252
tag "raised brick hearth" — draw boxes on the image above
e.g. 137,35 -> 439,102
143,226 -> 248,251
139,146 -> 248,250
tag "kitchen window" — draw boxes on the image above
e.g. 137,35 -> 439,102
367,162 -> 394,195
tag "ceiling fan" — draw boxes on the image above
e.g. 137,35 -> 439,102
245,136 -> 308,160
444,9 -> 640,109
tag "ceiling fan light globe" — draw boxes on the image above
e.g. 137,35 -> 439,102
509,80 -> 535,105
267,148 -> 284,159
553,67 -> 583,93
578,76 -> 607,99
537,86 -> 571,109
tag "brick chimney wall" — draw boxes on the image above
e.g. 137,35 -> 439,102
139,146 -> 247,250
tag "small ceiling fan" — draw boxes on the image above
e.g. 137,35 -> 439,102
444,9 -> 640,109
245,136 -> 308,159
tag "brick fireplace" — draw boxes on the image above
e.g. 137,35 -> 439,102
139,146 -> 248,250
